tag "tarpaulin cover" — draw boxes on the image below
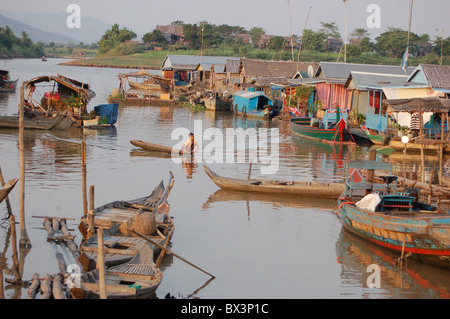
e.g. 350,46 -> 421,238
94,103 -> 119,125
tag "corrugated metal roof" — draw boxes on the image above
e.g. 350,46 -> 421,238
162,55 -> 239,70
234,90 -> 267,99
317,62 -> 415,81
241,59 -> 319,78
411,64 -> 450,90
346,71 -> 418,90
225,59 -> 241,74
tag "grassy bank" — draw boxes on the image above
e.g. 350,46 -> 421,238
59,46 -> 449,69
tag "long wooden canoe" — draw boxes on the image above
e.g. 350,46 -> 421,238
0,112 -> 74,130
130,140 -> 183,155
203,165 -> 345,198
0,178 -> 18,203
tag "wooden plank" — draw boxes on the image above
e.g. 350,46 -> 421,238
81,283 -> 137,295
347,160 -> 392,171
81,246 -> 138,255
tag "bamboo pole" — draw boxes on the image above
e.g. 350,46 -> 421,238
19,83 -> 31,248
81,141 -> 88,216
129,228 -> 216,279
96,227 -> 107,299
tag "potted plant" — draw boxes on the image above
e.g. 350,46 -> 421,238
65,93 -> 83,114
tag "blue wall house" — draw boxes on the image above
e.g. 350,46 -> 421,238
232,90 -> 274,119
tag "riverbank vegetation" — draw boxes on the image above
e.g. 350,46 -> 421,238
51,20 -> 450,68
0,26 -> 44,58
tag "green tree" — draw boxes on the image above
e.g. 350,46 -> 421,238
319,22 -> 341,39
350,28 -> 369,39
97,23 -> 137,55
249,27 -> 265,48
301,29 -> 327,51
375,26 -> 419,57
433,36 -> 450,60
0,26 -> 16,49
360,37 -> 375,53
21,31 -> 33,47
268,36 -> 285,51
183,23 -> 201,49
142,29 -> 166,44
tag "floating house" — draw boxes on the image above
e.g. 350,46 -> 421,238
408,64 -> 450,97
161,55 -> 240,87
348,64 -> 450,146
232,90 -> 274,119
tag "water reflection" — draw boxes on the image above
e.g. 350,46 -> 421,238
1,58 -> 450,299
181,155 -> 198,179
336,228 -> 450,298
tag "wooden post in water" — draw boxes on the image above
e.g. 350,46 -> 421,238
247,162 -> 252,180
81,141 -> 88,216
96,227 -> 107,299
18,83 -> 31,248
366,149 -> 376,194
9,214 -> 22,284
0,248 -> 4,299
89,185 -> 95,213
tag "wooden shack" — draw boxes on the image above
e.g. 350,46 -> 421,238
25,75 -> 95,115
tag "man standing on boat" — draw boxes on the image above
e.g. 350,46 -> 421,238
182,132 -> 199,154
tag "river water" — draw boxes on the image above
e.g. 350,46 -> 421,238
1,58 -> 450,299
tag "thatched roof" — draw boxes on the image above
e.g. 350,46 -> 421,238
386,97 -> 450,113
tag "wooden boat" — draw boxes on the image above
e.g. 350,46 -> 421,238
78,174 -> 175,271
130,140 -> 183,155
360,125 -> 384,145
204,95 -> 231,111
0,178 -> 18,204
0,111 -> 75,130
0,70 -> 17,92
335,160 -> 450,270
290,109 -> 355,144
386,139 -> 447,154
79,242 -> 163,299
203,164 -> 345,198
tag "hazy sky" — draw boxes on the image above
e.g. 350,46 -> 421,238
4,0 -> 449,40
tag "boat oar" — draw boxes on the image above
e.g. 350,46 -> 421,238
128,228 -> 216,279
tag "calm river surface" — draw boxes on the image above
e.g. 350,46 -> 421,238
1,58 -> 450,299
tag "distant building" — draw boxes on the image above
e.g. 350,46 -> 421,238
156,25 -> 185,44
258,34 -> 298,50
235,33 -> 251,45
415,42 -> 432,57
325,38 -> 343,52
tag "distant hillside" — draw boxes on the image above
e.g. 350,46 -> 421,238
1,10 -> 110,44
0,13 -> 78,44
